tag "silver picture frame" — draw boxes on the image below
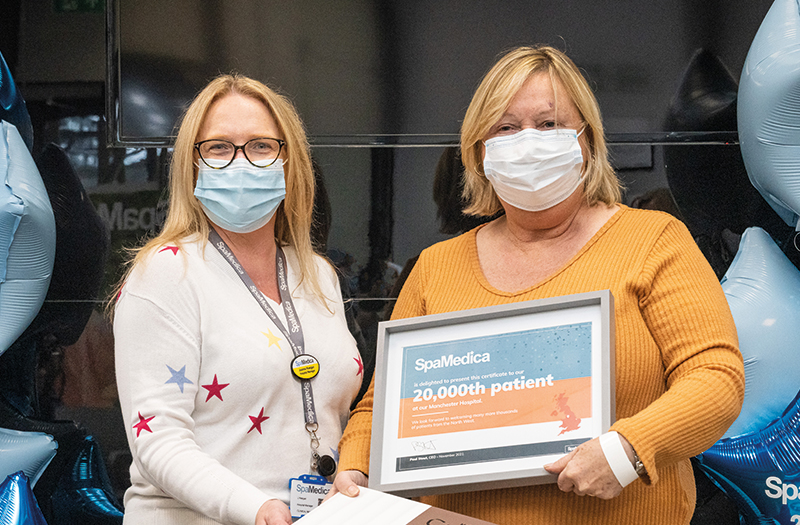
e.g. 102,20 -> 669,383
368,290 -> 615,497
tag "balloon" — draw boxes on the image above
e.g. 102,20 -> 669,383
664,49 -> 792,279
720,227 -> 800,439
0,428 -> 58,488
0,142 -> 111,415
20,143 -> 110,347
0,471 -> 48,525
0,52 -> 33,152
49,436 -> 123,525
0,393 -> 88,521
697,389 -> 800,525
0,121 -> 56,356
738,0 -> 800,230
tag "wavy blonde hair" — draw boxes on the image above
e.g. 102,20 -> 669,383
461,45 -> 622,216
110,74 -> 325,311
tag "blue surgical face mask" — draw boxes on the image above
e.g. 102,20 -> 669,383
194,157 -> 286,233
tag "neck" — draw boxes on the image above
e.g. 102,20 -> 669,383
500,190 -> 587,245
213,221 -> 277,260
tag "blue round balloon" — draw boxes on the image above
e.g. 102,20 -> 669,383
738,0 -> 800,229
721,227 -> 800,439
0,471 -> 48,525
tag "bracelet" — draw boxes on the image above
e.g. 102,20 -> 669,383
599,431 -> 639,487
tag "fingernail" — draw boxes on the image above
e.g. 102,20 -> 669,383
346,486 -> 358,497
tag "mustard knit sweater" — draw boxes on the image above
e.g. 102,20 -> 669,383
338,206 -> 744,525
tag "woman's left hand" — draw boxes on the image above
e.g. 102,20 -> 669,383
543,437 -> 627,499
255,499 -> 292,525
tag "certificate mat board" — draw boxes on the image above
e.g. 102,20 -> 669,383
369,290 -> 615,497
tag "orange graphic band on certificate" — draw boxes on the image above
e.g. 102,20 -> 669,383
399,376 -> 591,438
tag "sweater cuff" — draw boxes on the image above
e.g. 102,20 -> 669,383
226,483 -> 271,525
610,422 -> 654,485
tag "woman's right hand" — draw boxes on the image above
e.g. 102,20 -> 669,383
325,470 -> 368,501
255,499 -> 292,525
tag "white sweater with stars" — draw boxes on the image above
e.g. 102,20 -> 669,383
114,235 -> 361,525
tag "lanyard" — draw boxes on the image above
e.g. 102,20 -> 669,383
208,229 -> 334,476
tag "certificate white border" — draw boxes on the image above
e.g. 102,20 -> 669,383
369,290 -> 615,497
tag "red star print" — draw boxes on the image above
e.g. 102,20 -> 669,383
159,246 -> 179,255
354,356 -> 363,376
247,408 -> 269,434
202,374 -> 230,402
133,412 -> 154,437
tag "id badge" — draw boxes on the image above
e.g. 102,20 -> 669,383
289,474 -> 332,519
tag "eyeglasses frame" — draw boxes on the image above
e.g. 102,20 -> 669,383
194,137 -> 286,169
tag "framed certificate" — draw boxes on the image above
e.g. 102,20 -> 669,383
369,290 -> 615,497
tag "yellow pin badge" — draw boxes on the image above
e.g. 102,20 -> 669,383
291,354 -> 320,380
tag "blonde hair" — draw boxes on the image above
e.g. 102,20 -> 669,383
110,74 -> 325,310
461,45 -> 622,216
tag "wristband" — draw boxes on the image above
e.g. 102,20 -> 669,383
599,431 -> 639,487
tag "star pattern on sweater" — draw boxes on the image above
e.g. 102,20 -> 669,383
201,374 -> 230,402
133,412 -> 154,437
262,329 -> 283,350
248,408 -> 269,434
165,364 -> 194,393
354,356 -> 363,376
159,246 -> 180,255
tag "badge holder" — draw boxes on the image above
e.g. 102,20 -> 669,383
289,474 -> 332,519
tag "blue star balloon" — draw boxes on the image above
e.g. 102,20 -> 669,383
698,389 -> 800,525
721,227 -> 800,439
738,0 -> 800,229
0,428 -> 58,489
0,121 -> 56,357
0,471 -> 48,525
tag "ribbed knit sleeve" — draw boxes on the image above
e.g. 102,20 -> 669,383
337,378 -> 374,474
609,219 -> 744,484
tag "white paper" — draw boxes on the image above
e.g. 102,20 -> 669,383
296,486 -> 429,525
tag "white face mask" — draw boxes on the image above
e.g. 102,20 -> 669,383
483,127 -> 584,212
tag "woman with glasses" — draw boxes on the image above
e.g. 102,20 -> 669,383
332,46 -> 744,524
113,74 -> 361,525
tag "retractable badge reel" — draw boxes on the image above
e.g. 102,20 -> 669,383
291,354 -> 337,477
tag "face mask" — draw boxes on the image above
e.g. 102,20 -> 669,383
483,127 -> 584,212
194,157 -> 286,233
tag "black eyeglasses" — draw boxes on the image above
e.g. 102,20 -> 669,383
194,137 -> 286,169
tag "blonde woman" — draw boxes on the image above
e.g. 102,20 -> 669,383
332,46 -> 744,524
114,74 -> 361,525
